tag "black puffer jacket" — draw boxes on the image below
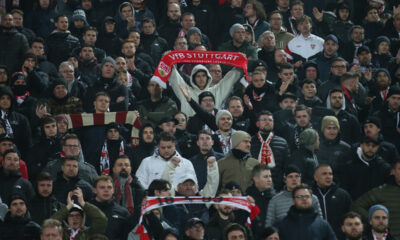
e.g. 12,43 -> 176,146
373,103 -> 400,151
312,183 -> 352,239
46,30 -> 80,67
250,132 -> 289,191
0,168 -> 35,204
28,194 -> 63,225
140,32 -> 168,65
316,134 -> 351,171
288,146 -> 319,186
0,27 -> 29,74
0,212 -> 41,240
244,82 -> 281,114
52,172 -> 93,204
335,109 -> 361,145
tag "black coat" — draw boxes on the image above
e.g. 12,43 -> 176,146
28,194 -> 63,225
0,212 -> 41,240
276,206 -> 337,240
90,200 -> 131,240
0,168 -> 35,204
140,32 -> 168,64
244,82 -> 281,114
187,100 -> 218,135
250,132 -> 289,191
52,172 -> 93,204
175,129 -> 199,159
288,146 -> 319,186
373,104 -> 400,151
316,135 -> 351,171
157,20 -> 181,48
46,31 -> 80,67
190,149 -> 224,190
312,183 -> 352,239
335,109 -> 362,145
0,27 -> 29,74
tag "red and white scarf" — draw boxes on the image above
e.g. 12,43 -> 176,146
100,140 -> 124,175
68,227 -> 83,240
217,130 -> 233,155
15,91 -> 30,104
64,111 -> 141,147
257,132 -> 276,168
114,176 -> 134,215
252,90 -> 265,102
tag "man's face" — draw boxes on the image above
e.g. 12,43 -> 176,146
251,73 -> 266,89
338,8 -> 349,21
188,32 -> 201,45
142,22 -> 155,35
129,31 -> 141,47
257,114 -> 274,132
228,100 -> 244,118
351,28 -> 364,43
177,179 -> 196,196
0,140 -> 13,155
330,61 -> 347,76
360,142 -> 379,158
53,85 -> 67,99
262,33 -> 276,49
197,133 -> 213,152
208,64 -> 222,83
364,123 -> 380,137
392,162 -> 400,185
55,16 -> 69,32
185,223 -> 204,240
3,152 -> 19,172
305,67 -> 318,80
175,113 -> 187,130
44,122 -> 57,137
67,211 -> 83,229
280,97 -> 296,110
147,81 -> 162,97
215,193 -> 233,215
235,137 -> 251,153
0,94 -> 11,110
323,125 -> 339,140
297,20 -> 311,35
121,5 -> 133,19
194,71 -> 208,89
375,72 -> 390,89
293,188 -> 312,210
105,22 -> 115,33
94,180 -> 114,201
115,57 -> 128,72
83,30 -> 97,45
41,226 -> 62,240
38,180 -> 53,198
233,28 -> 245,44
59,65 -> 75,83
366,8 -> 379,22
200,96 -> 215,112
323,39 -> 338,57
61,160 -> 79,178
101,62 -> 115,78
167,4 -> 181,22
158,140 -> 175,159
314,166 -> 333,188
279,68 -> 294,83
301,83 -> 317,99
63,139 -> 81,156
358,51 -> 372,64
330,92 -> 344,110
142,126 -> 154,143
294,110 -> 310,127
9,199 -> 27,217
218,114 -> 232,132
39,0 -> 50,8
122,42 -> 136,58
1,14 -> 13,28
93,95 -> 110,113
159,121 -> 176,135
370,210 -> 389,233
81,0 -> 92,10
107,128 -> 120,140
394,15 -> 400,30
12,13 -> 23,27
174,37 -> 188,51
113,158 -> 132,177
73,19 -> 85,29
269,13 -> 283,30
57,120 -> 68,134
291,4 -> 304,18
377,41 -> 390,54
253,170 -> 273,190
342,217 -> 363,239
181,15 -> 195,30
227,230 -> 245,240
274,49 -> 287,64
0,68 -> 8,85
387,94 -> 400,111
285,172 -> 301,191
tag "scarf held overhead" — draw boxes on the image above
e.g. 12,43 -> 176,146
64,111 -> 142,147
151,51 -> 248,88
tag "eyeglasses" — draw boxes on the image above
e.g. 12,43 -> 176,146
294,195 -> 311,200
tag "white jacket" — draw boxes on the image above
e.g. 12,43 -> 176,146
135,150 -> 196,189
169,64 -> 243,117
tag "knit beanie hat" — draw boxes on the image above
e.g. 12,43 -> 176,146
54,114 -> 69,125
229,23 -> 245,37
105,122 -> 120,133
368,204 -> 389,220
198,91 -> 215,104
215,110 -> 232,126
321,116 -> 340,132
101,56 -> 117,70
364,116 -> 381,129
8,192 -> 27,206
375,36 -> 390,50
299,128 -> 318,151
72,9 -> 87,22
387,86 -> 400,99
187,27 -> 202,38
10,72 -> 26,85
51,77 -> 67,91
284,164 -> 301,177
232,130 -> 250,149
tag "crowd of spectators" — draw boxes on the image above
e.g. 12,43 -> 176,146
1,0 -> 400,239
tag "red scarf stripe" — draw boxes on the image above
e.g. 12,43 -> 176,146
69,114 -> 84,128
116,111 -> 128,124
93,113 -> 105,125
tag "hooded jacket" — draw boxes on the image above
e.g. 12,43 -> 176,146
0,211 -> 41,240
115,2 -> 138,39
96,17 -> 123,57
316,134 -> 351,171
0,167 -> 35,205
0,27 -> 29,74
169,64 -> 243,117
46,29 -> 80,67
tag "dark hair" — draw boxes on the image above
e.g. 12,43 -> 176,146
329,88 -> 343,96
95,91 -> 110,101
342,211 -> 362,225
223,223 -> 247,240
331,57 -> 347,67
258,227 -> 279,240
294,104 -> 311,116
157,132 -> 176,143
3,148 -> 19,159
148,179 -> 171,196
256,110 -> 273,121
340,72 -> 358,84
61,155 -> 79,164
217,188 -> 232,196
292,183 -> 312,199
174,111 -> 188,121
269,10 -> 282,21
81,43 -> 95,51
301,79 -> 317,88
228,96 -> 244,107
64,134 -> 80,145
247,0 -> 267,21
198,129 -> 213,138
84,26 -> 98,35
31,37 -> 45,46
42,117 -> 57,126
291,0 -> 304,7
279,62 -> 294,72
55,14 -> 67,22
36,171 -> 53,182
142,17 -> 156,27
94,175 -> 113,188
252,164 -> 270,178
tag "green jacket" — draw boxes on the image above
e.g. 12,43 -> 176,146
352,177 -> 400,239
218,40 -> 258,60
52,202 -> 108,240
137,96 -> 178,126
274,28 -> 294,49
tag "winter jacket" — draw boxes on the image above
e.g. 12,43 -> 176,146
218,40 -> 258,60
52,172 -> 93,204
90,199 -> 131,240
244,82 -> 281,114
51,202 -> 107,240
136,150 -> 196,189
218,151 -> 259,191
316,135 -> 351,171
0,168 -> 35,205
48,94 -> 83,115
169,64 -> 243,117
186,102 -> 218,134
137,96 -> 178,126
157,20 -> 181,48
190,149 -> 224,190
46,30 -> 80,67
274,28 -> 295,49
0,27 -> 29,74
115,2 -> 139,39
140,32 -> 168,64
314,51 -> 338,83
266,189 -> 322,226
373,103 -> 400,150
96,31 -> 123,58
250,132 -> 289,191
276,206 -> 337,240
28,194 -> 63,226
312,183 -> 352,239
25,6 -> 57,38
288,146 -> 319,186
352,176 -> 400,239
0,212 -> 41,240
